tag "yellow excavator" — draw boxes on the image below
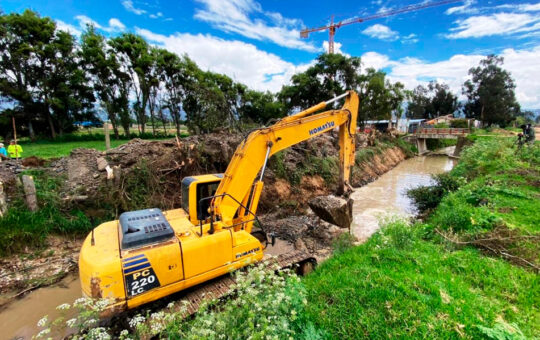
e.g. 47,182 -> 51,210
79,91 -> 359,313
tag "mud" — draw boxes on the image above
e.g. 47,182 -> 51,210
0,236 -> 81,296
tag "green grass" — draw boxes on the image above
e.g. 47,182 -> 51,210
20,140 -> 129,158
0,170 -> 95,256
303,220 -> 539,339
303,137 -> 540,339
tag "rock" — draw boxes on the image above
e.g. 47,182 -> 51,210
308,195 -> 353,228
96,157 -> 108,171
294,238 -> 308,252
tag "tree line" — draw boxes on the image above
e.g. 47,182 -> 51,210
0,10 -> 529,140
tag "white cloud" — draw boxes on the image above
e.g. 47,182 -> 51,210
496,2 -> 540,12
322,41 -> 349,56
193,0 -> 317,51
75,15 -> 126,33
446,13 -> 540,39
135,28 -> 310,92
108,18 -> 126,31
362,24 -> 399,41
361,46 -> 540,108
55,20 -> 82,36
445,0 -> 478,15
401,33 -> 418,44
121,0 -> 147,15
149,12 -> 163,19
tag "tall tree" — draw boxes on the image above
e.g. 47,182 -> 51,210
157,50 -> 193,136
278,53 -> 362,113
109,33 -> 153,134
463,55 -> 520,126
358,68 -> 405,123
0,10 -> 56,139
0,10 -> 95,138
81,26 -> 129,138
406,81 -> 459,119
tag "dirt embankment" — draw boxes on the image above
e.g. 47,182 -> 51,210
0,132 -> 409,294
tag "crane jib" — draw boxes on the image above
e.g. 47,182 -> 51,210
309,121 -> 335,135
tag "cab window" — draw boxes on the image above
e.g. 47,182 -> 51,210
196,181 -> 221,221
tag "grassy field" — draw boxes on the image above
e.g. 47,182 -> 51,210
303,137 -> 539,339
20,140 -> 129,158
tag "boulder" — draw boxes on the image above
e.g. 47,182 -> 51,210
308,195 -> 353,228
96,157 -> 109,171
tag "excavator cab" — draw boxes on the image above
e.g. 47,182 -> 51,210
181,174 -> 223,225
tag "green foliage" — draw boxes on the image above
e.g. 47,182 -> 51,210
406,81 -> 459,119
332,232 -> 356,255
303,220 -> 539,339
278,53 -> 362,113
450,119 -> 469,128
0,171 -> 93,256
0,10 -> 96,139
463,55 -> 520,127
359,68 -> 405,122
477,321 -> 527,340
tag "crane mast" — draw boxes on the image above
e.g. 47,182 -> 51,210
300,0 -> 462,54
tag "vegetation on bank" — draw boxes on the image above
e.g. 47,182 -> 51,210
270,135 -> 416,187
0,170 -> 94,256
35,262 -> 323,340
303,137 -> 539,339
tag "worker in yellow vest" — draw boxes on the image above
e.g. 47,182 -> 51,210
7,140 -> 23,159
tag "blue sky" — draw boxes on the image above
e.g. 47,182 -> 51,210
2,0 -> 540,108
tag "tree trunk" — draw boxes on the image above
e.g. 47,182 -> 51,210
46,111 -> 57,139
27,121 -> 36,141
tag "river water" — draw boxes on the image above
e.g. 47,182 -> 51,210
1,155 -> 455,340
351,155 -> 455,241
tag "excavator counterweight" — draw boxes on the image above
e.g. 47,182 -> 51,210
79,91 -> 359,313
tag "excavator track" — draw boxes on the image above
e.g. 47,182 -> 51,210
180,250 -> 316,315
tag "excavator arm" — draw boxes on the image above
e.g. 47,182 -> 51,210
211,91 -> 359,228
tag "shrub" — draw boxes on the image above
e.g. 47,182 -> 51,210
407,172 -> 464,213
450,119 -> 469,128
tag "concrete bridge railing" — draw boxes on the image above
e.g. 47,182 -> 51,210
412,127 -> 470,155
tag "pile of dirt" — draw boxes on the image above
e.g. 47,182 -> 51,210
21,156 -> 46,167
260,211 -> 347,260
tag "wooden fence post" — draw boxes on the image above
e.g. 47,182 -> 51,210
0,182 -> 7,217
104,121 -> 111,150
22,175 -> 38,212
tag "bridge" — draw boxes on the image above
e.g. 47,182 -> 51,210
409,127 -> 470,155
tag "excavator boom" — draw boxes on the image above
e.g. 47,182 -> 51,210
212,91 -> 359,226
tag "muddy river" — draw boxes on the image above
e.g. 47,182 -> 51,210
351,155 -> 455,241
1,155 -> 454,340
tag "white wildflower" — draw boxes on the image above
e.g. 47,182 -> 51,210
129,314 -> 145,328
66,318 -> 77,328
37,316 -> 48,327
56,303 -> 71,310
36,328 -> 50,338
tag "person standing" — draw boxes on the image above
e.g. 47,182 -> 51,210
525,124 -> 536,144
7,140 -> 23,159
0,143 -> 7,161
